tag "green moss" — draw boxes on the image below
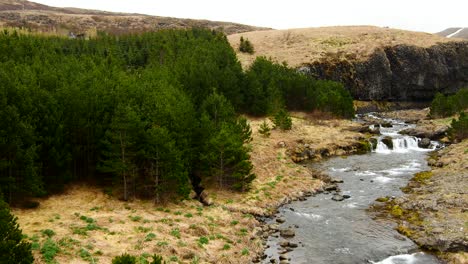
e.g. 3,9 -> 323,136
390,205 -> 403,218
375,197 -> 390,203
396,225 -> 413,237
413,171 -> 433,183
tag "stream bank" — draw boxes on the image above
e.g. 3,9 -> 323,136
260,114 -> 444,264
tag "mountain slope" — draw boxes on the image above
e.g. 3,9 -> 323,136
0,0 -> 269,35
436,27 -> 468,39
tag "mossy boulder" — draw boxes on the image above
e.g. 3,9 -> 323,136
369,138 -> 378,150
381,136 -> 393,149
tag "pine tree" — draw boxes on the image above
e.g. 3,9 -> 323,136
273,108 -> 292,130
199,92 -> 256,191
0,197 -> 34,264
258,120 -> 271,137
99,105 -> 142,201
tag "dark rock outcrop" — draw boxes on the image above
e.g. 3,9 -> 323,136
306,42 -> 468,101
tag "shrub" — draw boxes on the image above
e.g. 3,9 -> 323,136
273,109 -> 292,130
112,253 -> 137,264
170,228 -> 181,239
0,198 -> 34,263
41,238 -> 60,263
222,244 -> 231,250
41,229 -> 55,238
239,36 -> 254,54
258,120 -> 271,137
430,89 -> 468,118
145,233 -> 156,241
149,254 -> 166,264
198,236 -> 209,246
448,112 -> 468,141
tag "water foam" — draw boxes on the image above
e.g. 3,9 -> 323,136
375,176 -> 394,183
372,252 -> 430,264
295,212 -> 322,220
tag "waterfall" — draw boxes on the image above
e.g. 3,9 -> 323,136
375,141 -> 391,154
392,137 -> 420,152
373,136 -> 435,154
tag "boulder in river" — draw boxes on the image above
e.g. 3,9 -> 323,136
381,136 -> 394,149
276,217 -> 286,224
324,184 -> 338,191
418,138 -> 431,149
332,194 -> 345,201
280,228 -> 295,238
380,122 -> 393,128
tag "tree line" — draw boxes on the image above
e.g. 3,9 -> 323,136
0,28 -> 354,204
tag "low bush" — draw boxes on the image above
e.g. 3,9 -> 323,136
448,112 -> 468,141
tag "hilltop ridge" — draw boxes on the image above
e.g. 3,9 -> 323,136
228,26 -> 464,68
0,0 -> 269,35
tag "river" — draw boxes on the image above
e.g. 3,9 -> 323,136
263,115 -> 442,264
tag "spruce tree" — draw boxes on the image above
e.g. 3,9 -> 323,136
0,197 -> 34,264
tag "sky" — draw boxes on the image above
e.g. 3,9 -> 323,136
33,0 -> 467,33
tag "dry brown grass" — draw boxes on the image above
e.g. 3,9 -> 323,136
13,185 -> 262,264
13,113 -> 365,264
228,26 -> 463,68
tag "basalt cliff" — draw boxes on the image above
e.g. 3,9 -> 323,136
305,41 -> 468,101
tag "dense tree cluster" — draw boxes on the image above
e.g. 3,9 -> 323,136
244,57 -> 355,118
429,88 -> 468,118
0,29 -> 253,203
0,29 -> 354,203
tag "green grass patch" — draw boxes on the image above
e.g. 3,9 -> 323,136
41,238 -> 60,264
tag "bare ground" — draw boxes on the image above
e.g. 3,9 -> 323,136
13,114 -> 365,264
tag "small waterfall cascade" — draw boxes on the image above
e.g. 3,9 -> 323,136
367,117 -> 438,154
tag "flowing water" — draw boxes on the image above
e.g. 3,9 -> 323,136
263,115 -> 442,264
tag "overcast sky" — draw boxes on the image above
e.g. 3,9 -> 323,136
34,0 -> 466,33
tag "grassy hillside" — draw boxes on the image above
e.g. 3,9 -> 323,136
228,26 -> 464,68
0,0 -> 269,35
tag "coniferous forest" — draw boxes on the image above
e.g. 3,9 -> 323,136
0,28 -> 354,204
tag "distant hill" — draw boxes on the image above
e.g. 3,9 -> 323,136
228,26 -> 464,68
0,0 -> 269,35
436,27 -> 468,39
